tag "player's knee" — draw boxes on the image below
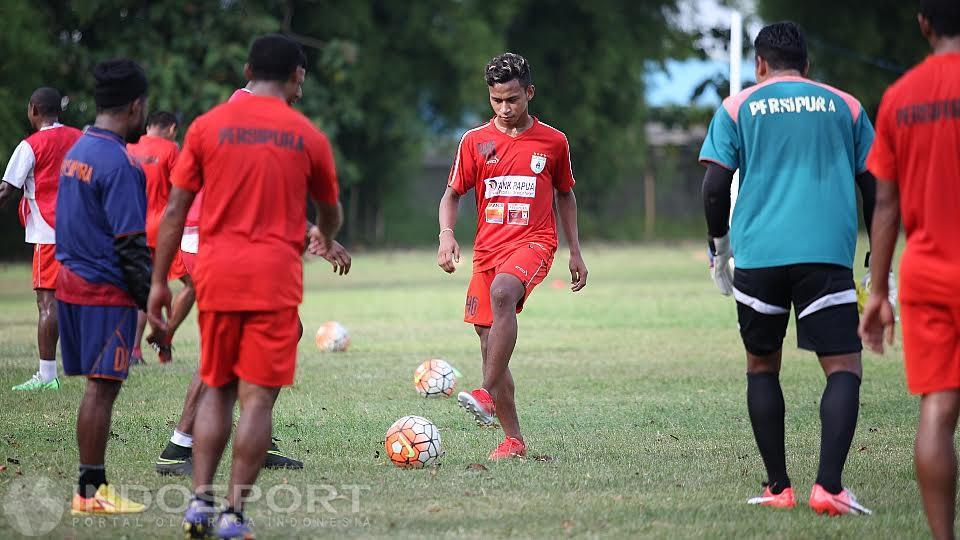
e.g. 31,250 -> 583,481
490,286 -> 519,312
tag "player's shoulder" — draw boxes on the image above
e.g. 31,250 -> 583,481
881,58 -> 941,105
535,118 -> 569,143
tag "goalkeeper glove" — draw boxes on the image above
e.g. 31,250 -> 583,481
708,234 -> 734,296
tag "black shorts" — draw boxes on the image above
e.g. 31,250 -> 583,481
733,264 -> 861,356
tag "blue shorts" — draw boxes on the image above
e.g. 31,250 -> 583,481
58,302 -> 137,381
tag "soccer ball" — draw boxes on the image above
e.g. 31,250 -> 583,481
384,415 -> 442,468
413,359 -> 457,398
315,321 -> 350,352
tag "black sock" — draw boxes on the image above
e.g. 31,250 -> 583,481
747,372 -> 790,494
224,507 -> 244,522
78,465 -> 107,498
816,371 -> 861,495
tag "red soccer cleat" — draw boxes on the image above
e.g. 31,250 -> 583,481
746,485 -> 796,508
457,388 -> 496,426
489,436 -> 526,460
809,484 -> 872,516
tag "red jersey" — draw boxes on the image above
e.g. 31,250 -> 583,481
447,118 -> 576,272
127,135 -> 179,247
185,89 -> 253,230
867,52 -> 960,304
170,94 -> 339,311
2,124 -> 82,243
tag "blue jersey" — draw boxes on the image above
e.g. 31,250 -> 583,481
699,75 -> 874,269
56,127 -> 147,290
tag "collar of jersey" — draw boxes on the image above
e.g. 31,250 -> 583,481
85,126 -> 125,146
39,122 -> 63,131
489,116 -> 539,140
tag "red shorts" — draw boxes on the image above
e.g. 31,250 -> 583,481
32,243 -> 60,290
149,248 -> 188,282
180,250 -> 196,275
901,302 -> 960,395
198,308 -> 299,387
464,242 -> 553,327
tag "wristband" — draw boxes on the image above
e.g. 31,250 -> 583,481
439,228 -> 454,239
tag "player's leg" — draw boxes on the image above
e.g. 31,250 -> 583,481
76,378 -> 121,496
814,353 -> 862,494
916,390 -> 960,540
167,270 -> 196,338
484,273 -> 525,440
157,370 -> 204,476
212,308 -> 298,538
791,264 -> 871,515
131,312 -> 147,364
67,304 -> 144,514
36,289 -> 59,381
226,381 -> 281,510
901,302 -> 960,537
458,272 -> 498,426
14,245 -> 60,390
735,267 -> 795,507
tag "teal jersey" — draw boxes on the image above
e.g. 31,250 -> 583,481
699,76 -> 874,269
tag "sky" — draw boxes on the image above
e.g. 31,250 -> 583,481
645,0 -> 761,106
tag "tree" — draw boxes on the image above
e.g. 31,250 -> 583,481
757,0 -> 929,115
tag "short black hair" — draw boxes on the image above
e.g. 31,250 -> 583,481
247,34 -> 307,82
921,0 -> 960,37
484,53 -> 532,88
29,87 -> 62,117
754,22 -> 808,73
147,111 -> 177,129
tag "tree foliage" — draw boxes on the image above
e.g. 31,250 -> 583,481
757,0 -> 929,114
0,0 -> 693,250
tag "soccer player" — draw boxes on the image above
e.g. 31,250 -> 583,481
148,35 -> 341,538
439,53 -> 588,460
154,67 -> 350,477
859,2 -> 960,537
699,22 -> 876,514
126,110 -> 194,364
0,87 -> 81,391
56,59 -> 151,514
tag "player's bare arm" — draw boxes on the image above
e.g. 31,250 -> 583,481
0,181 -> 22,208
556,189 -> 587,291
858,179 -> 900,354
311,200 -> 343,258
147,185 -> 195,336
437,186 -> 461,273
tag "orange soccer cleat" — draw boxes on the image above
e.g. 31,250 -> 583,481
809,484 -> 872,516
746,485 -> 796,508
457,388 -> 496,426
489,436 -> 526,460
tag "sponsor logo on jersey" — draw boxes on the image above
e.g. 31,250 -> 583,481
485,202 -> 504,224
483,176 -> 536,199
530,153 -> 547,174
507,203 -> 530,226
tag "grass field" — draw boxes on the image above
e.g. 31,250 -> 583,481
0,244 -> 928,539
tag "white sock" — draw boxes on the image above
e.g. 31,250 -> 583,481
171,430 -> 193,448
38,359 -> 57,382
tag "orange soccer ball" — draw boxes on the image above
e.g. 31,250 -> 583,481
413,359 -> 457,397
315,321 -> 350,352
384,415 -> 442,469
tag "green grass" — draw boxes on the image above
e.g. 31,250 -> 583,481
0,245 -> 927,539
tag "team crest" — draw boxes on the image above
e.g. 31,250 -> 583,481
530,153 -> 547,174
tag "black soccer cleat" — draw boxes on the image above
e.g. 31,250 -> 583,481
156,441 -> 193,476
263,438 -> 303,470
